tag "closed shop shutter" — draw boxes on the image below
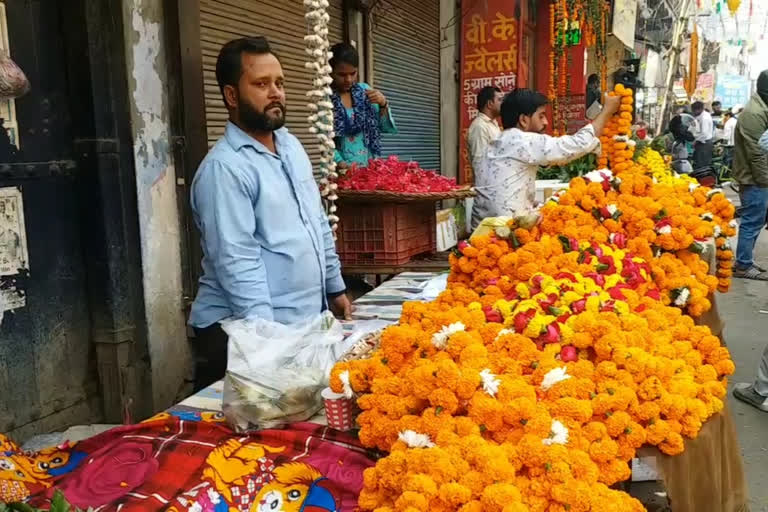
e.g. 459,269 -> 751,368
199,0 -> 345,166
372,1 -> 441,170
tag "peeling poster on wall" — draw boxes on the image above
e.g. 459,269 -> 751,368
0,186 -> 28,312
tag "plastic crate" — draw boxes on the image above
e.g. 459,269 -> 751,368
335,201 -> 437,265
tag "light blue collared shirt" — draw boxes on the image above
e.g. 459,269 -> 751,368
188,121 -> 345,328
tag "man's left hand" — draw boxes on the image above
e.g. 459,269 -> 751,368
330,294 -> 354,320
366,88 -> 388,108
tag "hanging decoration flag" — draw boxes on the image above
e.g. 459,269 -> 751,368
303,0 -> 339,236
727,0 -> 740,15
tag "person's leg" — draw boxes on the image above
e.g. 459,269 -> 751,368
693,140 -> 714,170
192,323 -> 229,392
735,185 -> 768,270
733,344 -> 768,412
756,344 -> 768,397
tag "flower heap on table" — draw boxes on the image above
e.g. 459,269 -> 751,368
329,84 -> 736,512
337,156 -> 464,193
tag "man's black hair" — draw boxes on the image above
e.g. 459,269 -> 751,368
216,37 -> 277,104
329,42 -> 359,69
757,69 -> 768,105
500,89 -> 549,129
712,101 -> 721,107
691,101 -> 705,112
477,86 -> 502,112
587,74 -> 599,86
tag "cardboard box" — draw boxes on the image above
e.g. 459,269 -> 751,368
436,208 -> 458,252
535,180 -> 569,204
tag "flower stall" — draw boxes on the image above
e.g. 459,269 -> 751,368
0,6 -> 749,511
325,85 -> 747,511
6,87 -> 747,510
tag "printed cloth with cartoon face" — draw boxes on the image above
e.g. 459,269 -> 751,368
1,416 -> 375,511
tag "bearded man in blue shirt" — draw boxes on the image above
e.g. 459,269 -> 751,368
188,37 -> 351,390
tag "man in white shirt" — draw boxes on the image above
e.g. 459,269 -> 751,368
471,89 -> 621,228
722,107 -> 741,169
711,101 -> 724,141
723,109 -> 739,146
467,86 -> 503,181
691,101 -> 714,170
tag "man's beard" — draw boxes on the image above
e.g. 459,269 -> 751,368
238,96 -> 286,132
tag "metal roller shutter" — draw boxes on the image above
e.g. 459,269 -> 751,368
372,1 -> 441,171
199,0 -> 344,166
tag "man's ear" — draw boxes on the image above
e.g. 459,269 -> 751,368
223,85 -> 238,110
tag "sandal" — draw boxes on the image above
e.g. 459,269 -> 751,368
733,265 -> 768,280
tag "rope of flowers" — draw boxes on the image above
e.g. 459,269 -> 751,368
304,0 -> 340,236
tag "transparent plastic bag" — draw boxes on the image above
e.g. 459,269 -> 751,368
221,311 -> 353,431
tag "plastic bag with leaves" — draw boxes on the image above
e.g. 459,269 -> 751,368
221,311 -> 356,431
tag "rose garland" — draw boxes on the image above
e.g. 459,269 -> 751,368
304,0 -> 340,236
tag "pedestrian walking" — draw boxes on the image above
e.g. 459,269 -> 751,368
732,70 -> 768,280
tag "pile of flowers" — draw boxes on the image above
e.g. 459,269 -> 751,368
337,156 -> 463,193
329,84 -> 736,511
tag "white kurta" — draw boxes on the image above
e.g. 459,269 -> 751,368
471,125 -> 601,229
467,112 -> 502,176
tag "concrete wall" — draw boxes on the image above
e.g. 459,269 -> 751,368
121,0 -> 192,411
440,0 -> 459,180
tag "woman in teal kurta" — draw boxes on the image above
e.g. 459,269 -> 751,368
329,43 -> 397,166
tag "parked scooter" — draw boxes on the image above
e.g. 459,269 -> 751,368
668,114 -> 718,187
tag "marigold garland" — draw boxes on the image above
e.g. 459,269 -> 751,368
331,84 -> 736,511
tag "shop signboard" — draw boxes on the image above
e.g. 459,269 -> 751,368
559,94 -> 588,133
612,0 -> 638,50
693,71 -> 715,104
459,0 -> 519,184
714,74 -> 752,108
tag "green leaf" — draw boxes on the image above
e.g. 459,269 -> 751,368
7,504 -> 36,512
548,306 -> 564,317
435,406 -> 444,416
51,491 -> 72,512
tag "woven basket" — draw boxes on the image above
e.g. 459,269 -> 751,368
337,187 -> 476,203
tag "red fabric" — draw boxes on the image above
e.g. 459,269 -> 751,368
21,418 -> 375,511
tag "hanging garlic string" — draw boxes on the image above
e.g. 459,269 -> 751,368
304,0 -> 339,237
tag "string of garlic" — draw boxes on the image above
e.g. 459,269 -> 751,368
304,0 -> 339,237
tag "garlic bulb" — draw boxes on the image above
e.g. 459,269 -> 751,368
304,0 -> 339,236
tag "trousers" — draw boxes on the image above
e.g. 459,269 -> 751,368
192,323 -> 228,392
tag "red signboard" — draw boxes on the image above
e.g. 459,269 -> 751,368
560,94 -> 588,133
459,2 -> 520,184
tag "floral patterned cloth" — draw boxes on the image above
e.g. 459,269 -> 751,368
3,415 -> 375,511
471,125 -> 601,229
332,82 -> 397,166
